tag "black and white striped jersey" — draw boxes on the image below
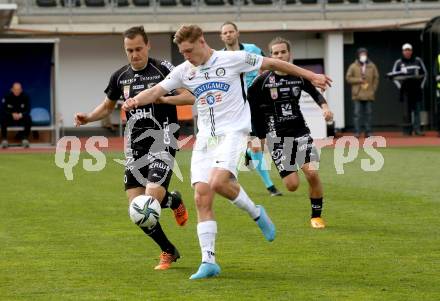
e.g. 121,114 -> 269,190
105,58 -> 178,134
248,71 -> 326,139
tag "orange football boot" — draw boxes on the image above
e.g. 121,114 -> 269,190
154,249 -> 180,270
171,191 -> 188,226
310,217 -> 326,229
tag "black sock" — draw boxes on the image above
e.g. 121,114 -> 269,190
161,191 -> 182,210
141,222 -> 175,254
267,185 -> 275,192
310,197 -> 323,218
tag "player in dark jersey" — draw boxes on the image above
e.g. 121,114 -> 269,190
74,26 -> 195,270
248,37 -> 334,229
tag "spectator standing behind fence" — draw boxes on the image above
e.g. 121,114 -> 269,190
345,47 -> 379,138
1,82 -> 32,148
391,43 -> 427,136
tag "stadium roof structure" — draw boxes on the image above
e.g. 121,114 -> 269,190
3,0 -> 440,34
0,3 -> 16,32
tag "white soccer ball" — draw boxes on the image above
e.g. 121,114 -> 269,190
129,195 -> 161,229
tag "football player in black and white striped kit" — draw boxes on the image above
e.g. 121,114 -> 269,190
248,37 -> 334,229
74,26 -> 194,270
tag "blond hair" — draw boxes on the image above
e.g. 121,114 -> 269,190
173,25 -> 204,44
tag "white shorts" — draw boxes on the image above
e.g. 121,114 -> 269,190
190,132 -> 248,185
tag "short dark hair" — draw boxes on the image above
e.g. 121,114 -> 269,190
221,21 -> 238,31
173,25 -> 204,44
268,37 -> 291,54
123,26 -> 149,45
357,47 -> 368,55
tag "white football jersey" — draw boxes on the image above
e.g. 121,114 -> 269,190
160,50 -> 263,137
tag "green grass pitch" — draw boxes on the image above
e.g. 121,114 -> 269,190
1,147 -> 439,300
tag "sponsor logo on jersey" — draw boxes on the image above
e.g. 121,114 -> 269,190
216,67 -> 226,77
287,80 -> 303,85
187,69 -> 196,81
121,78 -> 135,85
281,103 -> 293,116
150,161 -> 169,170
245,53 -> 258,66
292,86 -> 301,97
140,75 -> 161,81
120,75 -> 161,85
265,82 -> 282,88
123,85 -> 130,99
129,107 -> 153,120
193,81 -> 230,98
160,60 -> 175,71
270,88 -> 278,100
133,84 -> 145,90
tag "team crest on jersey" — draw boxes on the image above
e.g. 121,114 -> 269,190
292,87 -> 301,97
123,85 -> 130,99
270,88 -> 278,100
199,92 -> 222,106
147,83 -> 156,89
216,68 -> 226,77
206,94 -> 216,105
269,76 -> 276,84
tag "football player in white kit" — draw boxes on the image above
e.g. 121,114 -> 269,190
123,25 -> 332,280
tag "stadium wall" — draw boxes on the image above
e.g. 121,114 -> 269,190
53,28 -> 437,131
57,33 -> 171,128
58,31 -> 331,128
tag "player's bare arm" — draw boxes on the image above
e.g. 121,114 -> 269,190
74,97 -> 115,127
122,84 -> 168,111
320,103 -> 334,122
261,57 -> 332,91
157,89 -> 195,106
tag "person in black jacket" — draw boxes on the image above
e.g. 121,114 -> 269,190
391,43 -> 427,136
1,82 -> 32,148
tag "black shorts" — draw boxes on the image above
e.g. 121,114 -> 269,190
124,147 -> 176,191
267,134 -> 319,178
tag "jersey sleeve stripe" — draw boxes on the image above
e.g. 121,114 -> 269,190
150,63 -> 166,78
239,73 -> 247,103
261,72 -> 272,91
116,66 -> 131,88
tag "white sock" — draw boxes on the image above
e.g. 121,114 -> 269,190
197,221 -> 217,264
230,187 -> 261,220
